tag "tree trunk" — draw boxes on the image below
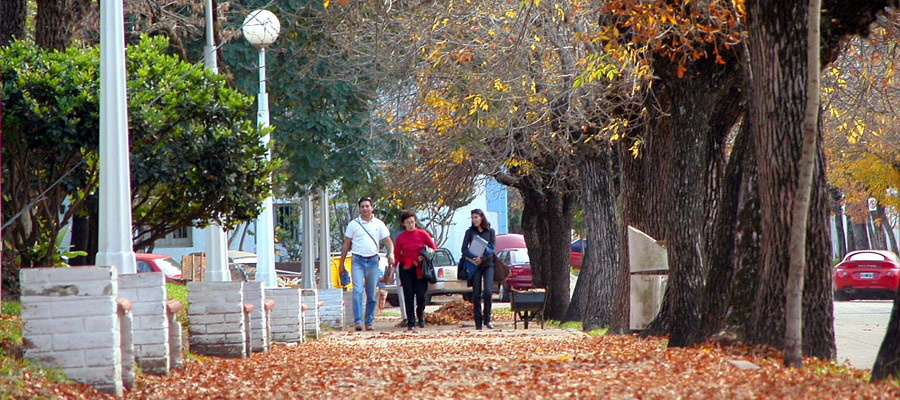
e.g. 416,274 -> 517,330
849,221 -> 869,250
565,148 -> 619,329
879,205 -> 899,253
701,118 -> 752,339
0,0 -> 27,46
747,0 -> 835,359
785,0 -> 821,367
830,189 -> 847,260
520,187 -> 576,321
872,277 -> 900,381
34,0 -> 93,50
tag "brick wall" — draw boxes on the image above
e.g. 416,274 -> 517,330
20,266 -> 124,396
264,288 -> 304,344
118,273 -> 170,375
300,289 -> 320,339
242,282 -> 268,352
187,282 -> 248,358
317,288 -> 344,330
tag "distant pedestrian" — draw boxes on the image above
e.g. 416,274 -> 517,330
460,209 -> 496,330
339,197 -> 395,331
393,210 -> 437,331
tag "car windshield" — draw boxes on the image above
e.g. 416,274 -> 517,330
847,252 -> 889,262
155,257 -> 183,277
512,250 -> 530,264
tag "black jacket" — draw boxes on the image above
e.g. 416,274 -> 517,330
461,226 -> 496,269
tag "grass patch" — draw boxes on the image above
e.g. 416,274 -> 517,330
1,301 -> 20,316
493,308 -> 511,315
166,282 -> 189,325
379,311 -> 400,318
546,320 -> 584,330
586,327 -> 608,336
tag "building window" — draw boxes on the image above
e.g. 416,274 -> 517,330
157,226 -> 193,248
276,204 -> 301,241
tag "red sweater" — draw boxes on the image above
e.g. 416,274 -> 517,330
394,229 -> 436,279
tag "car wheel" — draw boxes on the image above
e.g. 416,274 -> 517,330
499,283 -> 510,302
833,290 -> 848,302
387,294 -> 400,307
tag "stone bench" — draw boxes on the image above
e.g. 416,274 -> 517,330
188,282 -> 250,358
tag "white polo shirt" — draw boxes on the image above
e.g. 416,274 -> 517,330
344,216 -> 390,257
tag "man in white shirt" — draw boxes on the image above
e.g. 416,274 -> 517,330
339,197 -> 395,331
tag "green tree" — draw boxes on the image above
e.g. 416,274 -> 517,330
1,36 -> 273,272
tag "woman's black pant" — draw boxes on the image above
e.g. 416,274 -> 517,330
472,265 -> 495,328
399,267 -> 427,327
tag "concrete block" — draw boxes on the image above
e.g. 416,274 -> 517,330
628,226 -> 669,273
188,314 -> 225,325
85,347 -> 119,368
67,365 -> 123,396
134,313 -> 167,331
118,272 -> 165,289
30,349 -> 85,368
20,266 -> 116,285
167,313 -> 183,370
21,281 -> 115,298
52,299 -> 118,318
23,317 -> 84,335
82,315 -> 117,333
53,333 -> 115,351
130,302 -> 166,316
188,281 -> 244,293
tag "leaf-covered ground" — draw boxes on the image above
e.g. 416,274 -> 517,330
10,316 -> 900,399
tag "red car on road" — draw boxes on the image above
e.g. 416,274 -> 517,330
496,248 -> 532,301
135,253 -> 184,282
833,250 -> 900,301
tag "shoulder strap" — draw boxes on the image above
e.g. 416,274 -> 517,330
355,218 -> 380,248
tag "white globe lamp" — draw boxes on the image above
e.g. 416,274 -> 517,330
242,9 -> 281,48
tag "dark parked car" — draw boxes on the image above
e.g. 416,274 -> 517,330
833,250 -> 900,301
135,253 -> 183,282
496,248 -> 532,301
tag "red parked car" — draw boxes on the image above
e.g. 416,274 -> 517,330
135,253 -> 184,282
833,250 -> 900,301
570,239 -> 586,270
497,248 -> 532,301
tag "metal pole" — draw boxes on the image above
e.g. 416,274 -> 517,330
203,0 -> 218,74
202,0 -> 230,282
319,188 -> 332,289
95,0 -> 137,275
254,47 -> 277,288
301,195 -> 315,288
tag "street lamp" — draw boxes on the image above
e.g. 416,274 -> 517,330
95,0 -> 137,275
243,9 -> 280,288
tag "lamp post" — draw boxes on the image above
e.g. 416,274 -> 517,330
243,9 -> 281,288
95,0 -> 137,275
202,0 -> 230,282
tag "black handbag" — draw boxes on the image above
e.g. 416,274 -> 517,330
493,254 -> 509,282
420,247 -> 437,284
457,258 -> 467,280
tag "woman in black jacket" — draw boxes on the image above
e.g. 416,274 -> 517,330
460,209 -> 497,330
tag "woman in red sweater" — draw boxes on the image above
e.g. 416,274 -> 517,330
394,210 -> 437,330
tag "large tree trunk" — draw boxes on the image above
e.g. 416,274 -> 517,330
0,0 -> 27,46
700,119 -> 752,339
34,0 -> 93,50
872,274 -> 900,381
848,221 -> 868,250
565,147 -> 619,329
747,0 -> 835,359
520,187 -> 577,321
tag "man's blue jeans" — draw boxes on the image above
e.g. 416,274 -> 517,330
351,254 -> 380,325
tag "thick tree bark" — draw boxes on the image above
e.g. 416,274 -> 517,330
849,221 -> 869,251
565,147 -> 619,329
34,0 -> 93,50
700,119 -> 752,339
0,0 -> 27,46
519,187 -> 577,321
747,0 -> 835,359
